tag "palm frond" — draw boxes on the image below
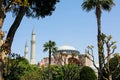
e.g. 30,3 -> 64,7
101,0 -> 115,11
81,0 -> 96,12
43,43 -> 49,52
52,47 -> 57,53
43,40 -> 57,53
43,47 -> 48,52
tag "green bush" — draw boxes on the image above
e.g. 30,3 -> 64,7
80,66 -> 97,80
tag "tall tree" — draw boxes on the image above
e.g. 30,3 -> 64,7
43,40 -> 57,80
0,0 -> 59,80
81,0 -> 114,80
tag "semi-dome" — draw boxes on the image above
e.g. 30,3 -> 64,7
58,45 -> 76,51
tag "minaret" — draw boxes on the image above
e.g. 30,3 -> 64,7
30,29 -> 36,64
24,42 -> 28,59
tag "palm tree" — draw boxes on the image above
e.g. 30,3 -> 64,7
43,40 -> 57,80
43,40 -> 57,65
81,0 -> 114,80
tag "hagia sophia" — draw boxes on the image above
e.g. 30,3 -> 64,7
38,45 -> 91,67
24,30 -> 94,68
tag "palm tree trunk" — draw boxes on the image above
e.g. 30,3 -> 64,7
49,50 -> 51,65
96,4 -> 103,80
48,49 -> 51,80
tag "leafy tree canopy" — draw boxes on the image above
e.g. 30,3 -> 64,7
3,0 -> 59,18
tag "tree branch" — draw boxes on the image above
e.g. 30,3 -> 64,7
86,46 -> 99,70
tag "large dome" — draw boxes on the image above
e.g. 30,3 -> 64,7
55,45 -> 80,54
58,45 -> 76,50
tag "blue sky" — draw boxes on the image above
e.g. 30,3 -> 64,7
3,0 -> 120,63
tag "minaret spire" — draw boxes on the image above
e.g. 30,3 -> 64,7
30,29 -> 36,64
24,42 -> 28,59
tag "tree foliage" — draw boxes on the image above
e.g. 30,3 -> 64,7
3,53 -> 42,80
3,0 -> 59,18
62,64 -> 80,80
3,55 -> 97,80
20,65 -> 42,80
3,53 -> 29,80
80,66 -> 97,80
41,64 -> 81,80
110,54 -> 120,80
102,54 -> 120,80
